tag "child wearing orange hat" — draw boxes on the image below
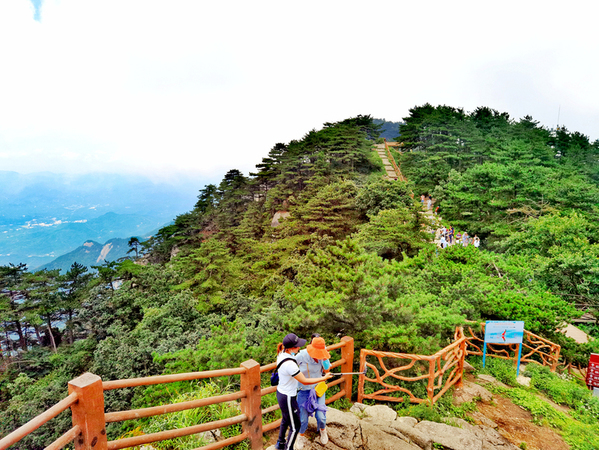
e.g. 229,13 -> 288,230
294,336 -> 331,448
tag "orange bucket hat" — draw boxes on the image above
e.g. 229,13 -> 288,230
307,337 -> 330,360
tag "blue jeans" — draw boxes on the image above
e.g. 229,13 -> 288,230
297,389 -> 326,434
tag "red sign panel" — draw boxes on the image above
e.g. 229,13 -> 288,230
586,353 -> 599,388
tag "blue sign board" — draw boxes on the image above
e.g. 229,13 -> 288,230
483,321 -> 525,376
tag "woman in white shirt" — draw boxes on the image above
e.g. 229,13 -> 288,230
275,333 -> 332,450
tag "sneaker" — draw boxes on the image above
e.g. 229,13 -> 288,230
295,434 -> 309,449
274,441 -> 285,450
319,428 -> 329,445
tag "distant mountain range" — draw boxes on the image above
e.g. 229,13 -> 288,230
36,238 -> 132,273
0,171 -> 204,269
373,119 -> 402,140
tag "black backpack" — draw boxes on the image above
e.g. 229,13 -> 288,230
270,357 -> 297,386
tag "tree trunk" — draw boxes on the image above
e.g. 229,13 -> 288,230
46,317 -> 57,353
14,319 -> 27,351
33,325 -> 42,345
68,310 -> 74,344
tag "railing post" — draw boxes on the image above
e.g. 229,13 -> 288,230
68,372 -> 107,450
457,338 -> 466,389
357,349 -> 366,403
455,327 -> 466,389
340,336 -> 354,401
240,360 -> 263,450
551,345 -> 561,372
427,358 -> 436,406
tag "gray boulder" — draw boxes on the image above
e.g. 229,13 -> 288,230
415,420 -> 483,450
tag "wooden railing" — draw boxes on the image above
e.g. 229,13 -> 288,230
383,139 -> 406,182
464,325 -> 561,372
0,336 -> 354,450
357,327 -> 467,406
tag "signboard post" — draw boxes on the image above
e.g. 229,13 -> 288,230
483,321 -> 525,376
586,353 -> 599,391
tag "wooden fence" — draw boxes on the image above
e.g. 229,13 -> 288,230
357,327 -> 467,406
383,139 -> 406,182
0,337 -> 354,450
464,324 -> 561,372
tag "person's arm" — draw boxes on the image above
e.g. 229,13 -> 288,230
294,371 -> 333,385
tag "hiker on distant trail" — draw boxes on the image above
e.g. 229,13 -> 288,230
427,195 -> 432,210
295,335 -> 331,448
275,334 -> 333,450
420,194 -> 425,208
462,232 -> 470,247
448,226 -> 454,245
473,235 -> 480,248
440,235 -> 448,249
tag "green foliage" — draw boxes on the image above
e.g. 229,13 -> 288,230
354,205 -> 433,260
355,178 -> 414,217
136,382 -> 248,450
3,110 -> 599,449
283,181 -> 363,240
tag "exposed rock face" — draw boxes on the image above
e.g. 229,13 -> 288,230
453,380 -> 494,405
271,211 -> 290,227
266,404 -> 519,450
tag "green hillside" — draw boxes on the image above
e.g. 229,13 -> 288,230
1,111 -> 599,448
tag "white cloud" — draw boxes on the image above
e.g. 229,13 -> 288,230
0,0 -> 598,182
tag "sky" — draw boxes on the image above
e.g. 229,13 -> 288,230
0,0 -> 597,184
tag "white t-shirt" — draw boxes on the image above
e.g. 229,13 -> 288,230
276,352 -> 301,397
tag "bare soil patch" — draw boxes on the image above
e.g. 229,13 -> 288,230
477,395 -> 569,450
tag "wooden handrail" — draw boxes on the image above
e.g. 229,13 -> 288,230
190,432 -> 249,450
0,392 -> 79,450
44,425 -> 81,450
106,414 -> 247,450
384,140 -> 406,181
104,390 -> 247,423
102,366 -> 247,390
2,337 -> 355,450
358,330 -> 467,405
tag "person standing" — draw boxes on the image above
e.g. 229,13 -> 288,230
427,195 -> 432,210
275,334 -> 332,450
473,235 -> 480,248
449,226 -> 454,245
295,337 -> 331,448
439,235 -> 448,249
462,232 -> 469,247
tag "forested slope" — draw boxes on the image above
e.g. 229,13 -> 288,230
1,111 -> 598,448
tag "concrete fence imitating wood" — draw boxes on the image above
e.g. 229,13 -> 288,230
464,324 -> 561,372
383,139 -> 406,182
357,327 -> 467,406
0,337 -> 354,450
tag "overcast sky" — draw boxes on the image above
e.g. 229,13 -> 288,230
0,0 -> 597,184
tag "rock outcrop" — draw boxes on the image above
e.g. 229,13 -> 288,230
266,403 -> 519,450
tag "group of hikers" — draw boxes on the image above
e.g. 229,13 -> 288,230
419,194 -> 480,249
438,225 -> 480,249
275,333 -> 334,450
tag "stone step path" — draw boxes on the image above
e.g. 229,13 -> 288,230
374,143 -> 400,180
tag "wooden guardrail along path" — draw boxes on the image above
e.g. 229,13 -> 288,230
358,327 -> 467,406
357,325 -> 563,406
0,337 -> 354,450
0,325 -> 565,450
374,141 -> 406,181
464,324 -> 561,372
